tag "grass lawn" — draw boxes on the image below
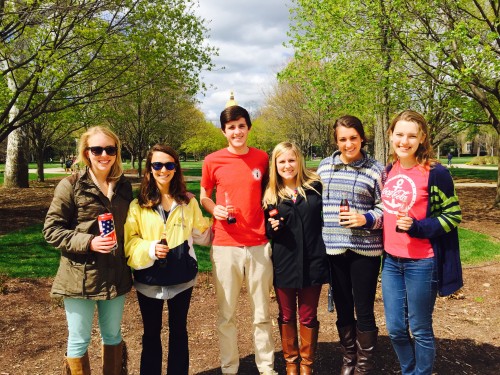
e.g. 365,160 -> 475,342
0,224 -> 496,278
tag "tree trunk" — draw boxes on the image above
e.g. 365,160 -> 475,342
374,113 -> 389,164
495,137 -> 500,208
36,147 -> 45,182
4,127 -> 29,188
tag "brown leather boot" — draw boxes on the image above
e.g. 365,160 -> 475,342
102,341 -> 128,375
63,352 -> 91,375
280,321 -> 300,375
337,324 -> 357,375
299,323 -> 319,375
354,328 -> 377,374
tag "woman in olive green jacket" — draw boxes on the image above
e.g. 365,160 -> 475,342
44,126 -> 132,375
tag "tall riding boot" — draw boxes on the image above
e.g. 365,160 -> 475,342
299,322 -> 319,375
102,341 -> 128,375
354,328 -> 378,374
63,352 -> 91,375
337,323 -> 357,375
280,321 -> 300,375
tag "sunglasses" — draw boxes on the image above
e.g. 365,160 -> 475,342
151,161 -> 176,171
86,146 -> 118,156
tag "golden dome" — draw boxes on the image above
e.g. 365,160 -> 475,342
225,91 -> 238,108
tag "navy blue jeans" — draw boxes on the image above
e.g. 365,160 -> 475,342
382,254 -> 437,375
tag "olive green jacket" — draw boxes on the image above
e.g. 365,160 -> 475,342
43,169 -> 133,299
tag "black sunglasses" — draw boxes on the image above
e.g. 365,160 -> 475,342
151,161 -> 176,171
86,146 -> 118,156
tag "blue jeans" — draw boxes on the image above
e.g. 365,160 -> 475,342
381,254 -> 437,375
64,295 -> 126,357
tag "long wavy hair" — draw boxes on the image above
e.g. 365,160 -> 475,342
388,110 -> 437,167
138,144 -> 189,208
263,141 -> 321,208
76,126 -> 123,181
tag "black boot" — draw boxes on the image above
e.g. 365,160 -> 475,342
337,324 -> 357,375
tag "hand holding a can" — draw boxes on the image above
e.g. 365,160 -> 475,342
90,235 -> 118,253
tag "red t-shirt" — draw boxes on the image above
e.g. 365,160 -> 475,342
382,162 -> 433,258
201,147 -> 269,246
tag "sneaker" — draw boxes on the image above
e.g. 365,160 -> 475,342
260,371 -> 278,375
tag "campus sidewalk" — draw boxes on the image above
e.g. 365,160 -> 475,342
33,165 -> 496,187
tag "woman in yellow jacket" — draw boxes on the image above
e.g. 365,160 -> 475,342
125,144 -> 212,375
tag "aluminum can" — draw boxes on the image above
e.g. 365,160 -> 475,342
98,213 -> 118,252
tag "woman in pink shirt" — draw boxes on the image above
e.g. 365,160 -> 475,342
381,110 -> 462,375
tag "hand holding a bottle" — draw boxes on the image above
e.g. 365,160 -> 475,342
155,239 -> 170,259
339,211 -> 367,228
268,208 -> 284,231
395,215 -> 413,232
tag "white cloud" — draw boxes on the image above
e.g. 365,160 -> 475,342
195,0 -> 293,122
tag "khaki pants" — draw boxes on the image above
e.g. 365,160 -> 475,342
211,244 -> 275,374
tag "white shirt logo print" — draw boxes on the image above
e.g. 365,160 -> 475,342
252,168 -> 262,181
382,174 -> 417,214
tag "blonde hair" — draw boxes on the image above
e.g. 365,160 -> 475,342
388,110 -> 437,168
77,126 -> 123,181
263,142 -> 321,208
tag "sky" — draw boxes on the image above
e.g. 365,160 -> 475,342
194,1 -> 294,123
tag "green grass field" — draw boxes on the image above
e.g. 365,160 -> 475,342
0,224 -> 496,278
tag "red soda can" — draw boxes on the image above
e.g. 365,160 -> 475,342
98,213 -> 118,252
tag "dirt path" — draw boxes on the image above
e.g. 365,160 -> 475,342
0,264 -> 499,375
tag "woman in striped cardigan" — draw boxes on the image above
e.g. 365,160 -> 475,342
317,115 -> 385,375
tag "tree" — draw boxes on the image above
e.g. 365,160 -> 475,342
257,79 -> 333,156
284,0 -> 407,162
0,0 -> 216,187
387,0 -> 500,206
180,119 -> 226,160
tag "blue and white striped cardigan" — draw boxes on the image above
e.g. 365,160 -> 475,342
317,150 -> 386,257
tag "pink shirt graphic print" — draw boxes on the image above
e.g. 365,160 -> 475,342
382,163 -> 433,258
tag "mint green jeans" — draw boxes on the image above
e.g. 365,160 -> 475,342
64,295 -> 125,357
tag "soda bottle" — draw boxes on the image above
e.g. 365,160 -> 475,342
158,233 -> 168,267
268,208 -> 283,230
396,201 -> 409,233
225,192 -> 237,224
339,192 -> 349,225
98,213 -> 118,254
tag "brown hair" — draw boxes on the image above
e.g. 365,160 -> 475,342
138,144 -> 189,208
220,105 -> 252,131
388,110 -> 436,166
333,115 -> 367,148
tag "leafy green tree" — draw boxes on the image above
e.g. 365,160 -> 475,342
387,0 -> 500,205
180,120 -> 226,160
284,0 -> 407,162
0,0 -> 216,187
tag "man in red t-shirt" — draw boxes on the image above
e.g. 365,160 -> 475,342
200,104 -> 276,375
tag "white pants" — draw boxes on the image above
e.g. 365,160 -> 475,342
211,244 -> 275,374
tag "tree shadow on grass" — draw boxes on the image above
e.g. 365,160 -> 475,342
195,335 -> 500,374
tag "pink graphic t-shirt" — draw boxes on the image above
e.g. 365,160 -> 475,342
382,162 -> 433,258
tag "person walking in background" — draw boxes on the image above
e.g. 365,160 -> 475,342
124,144 -> 212,375
381,110 -> 462,375
447,152 -> 453,167
317,115 -> 385,375
44,126 -> 133,375
200,103 -> 276,375
263,142 -> 329,375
